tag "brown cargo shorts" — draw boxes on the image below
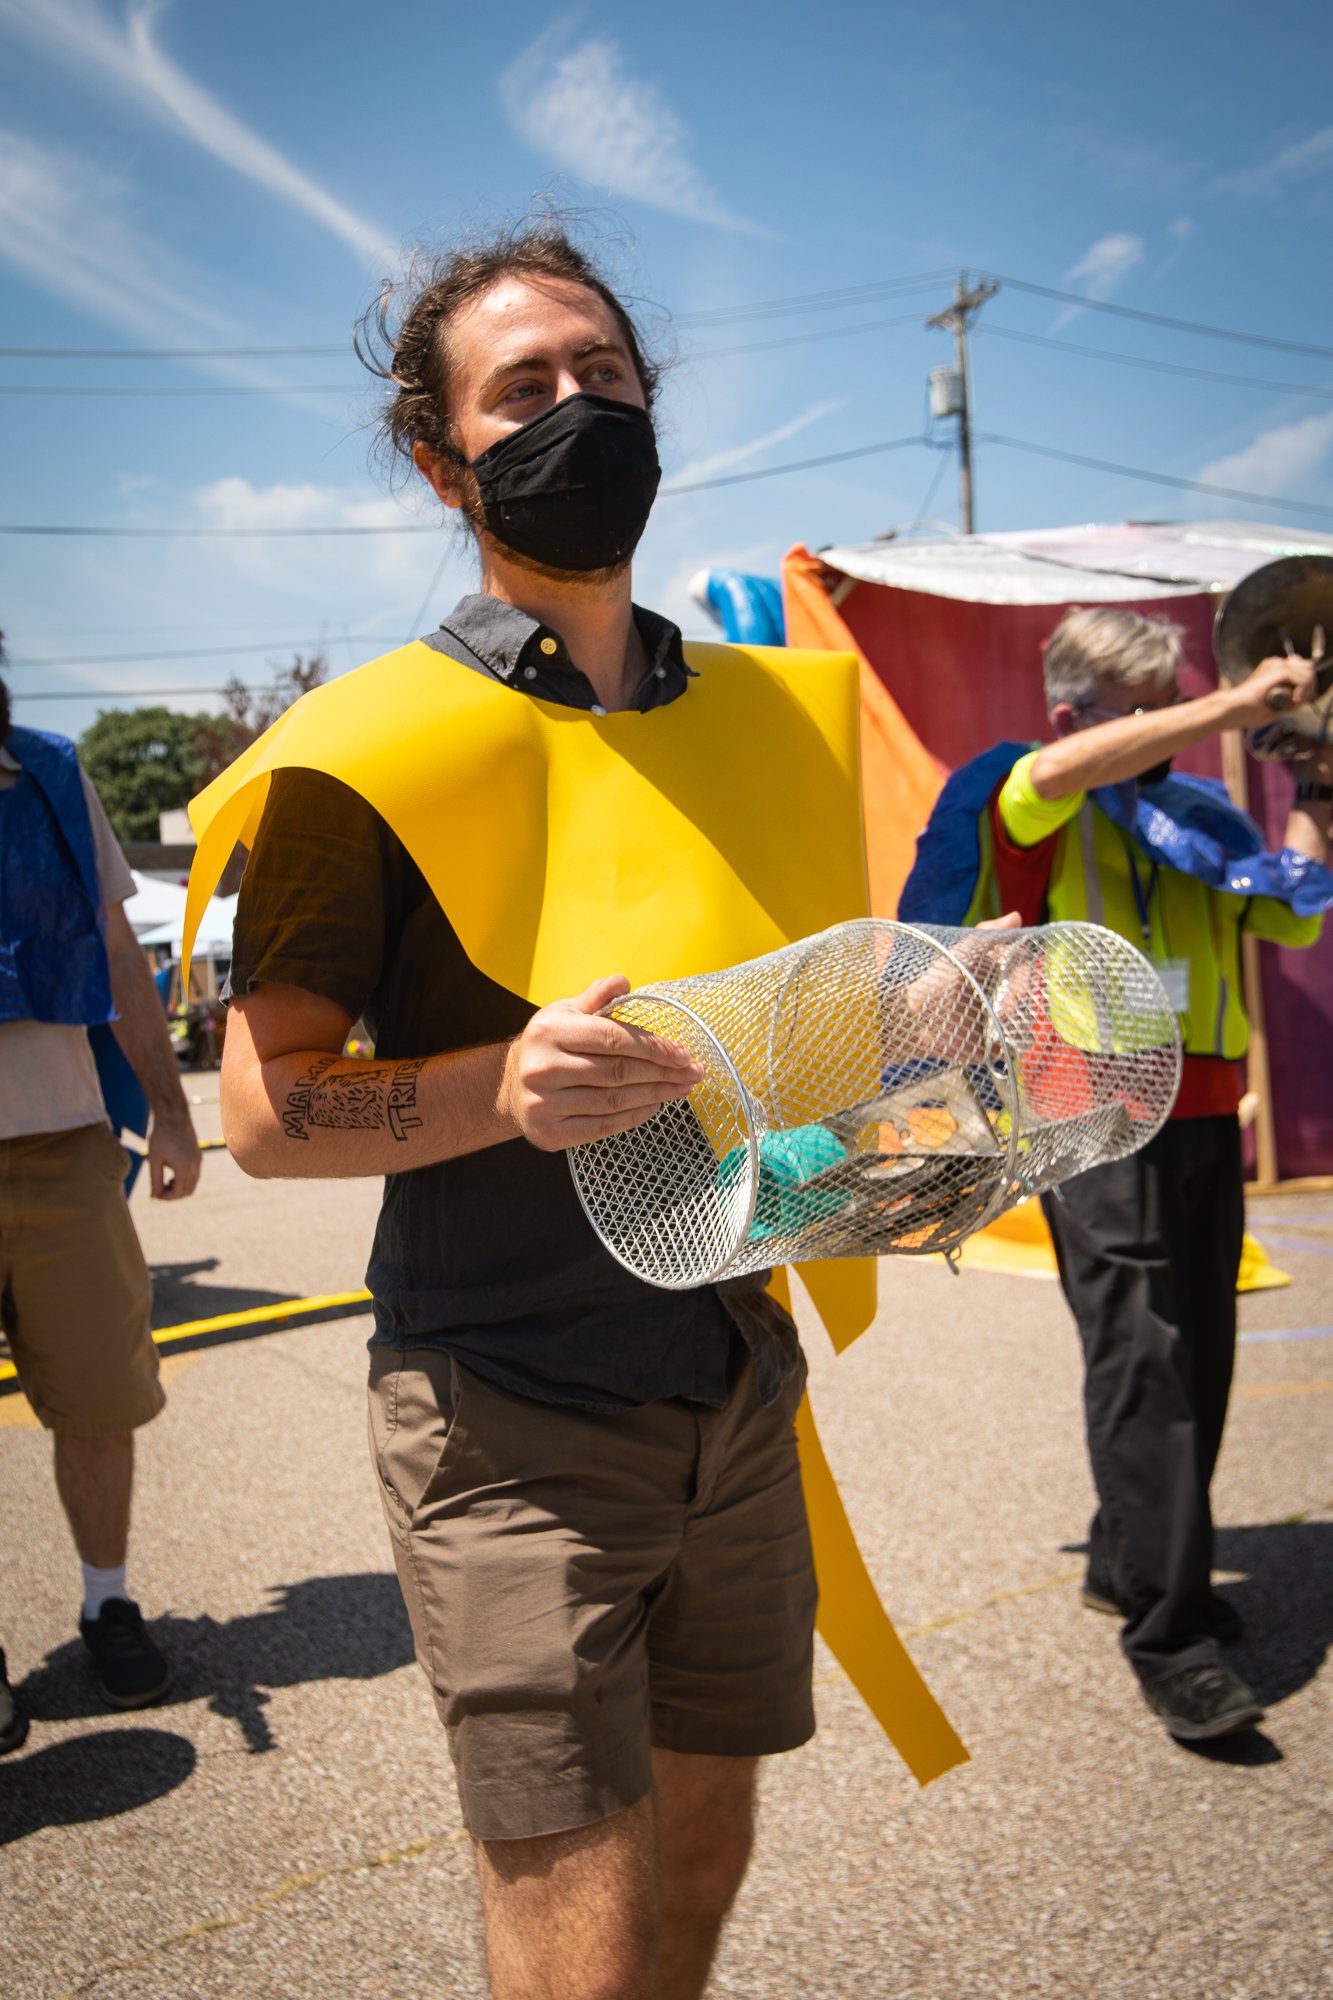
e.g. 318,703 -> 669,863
367,1332 -> 816,1842
0,1122 -> 161,1433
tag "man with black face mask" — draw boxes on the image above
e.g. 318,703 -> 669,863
927,604 -> 1330,1746
209,227 -> 879,2000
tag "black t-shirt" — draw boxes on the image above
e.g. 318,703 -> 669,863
228,596 -> 759,1412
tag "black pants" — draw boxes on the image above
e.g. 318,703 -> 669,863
1041,1117 -> 1244,1683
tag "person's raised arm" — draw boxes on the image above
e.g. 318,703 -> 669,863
222,976 -> 703,1180
1029,655 -> 1317,802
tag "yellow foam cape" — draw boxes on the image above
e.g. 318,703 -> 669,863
186,636 -> 967,1784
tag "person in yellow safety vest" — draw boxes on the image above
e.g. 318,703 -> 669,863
995,606 -> 1331,1746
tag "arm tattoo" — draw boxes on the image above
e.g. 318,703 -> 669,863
282,1056 -> 427,1143
283,1055 -> 338,1140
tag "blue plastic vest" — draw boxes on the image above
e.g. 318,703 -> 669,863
0,726 -> 113,1025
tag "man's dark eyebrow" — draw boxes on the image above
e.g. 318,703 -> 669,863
478,338 -> 630,400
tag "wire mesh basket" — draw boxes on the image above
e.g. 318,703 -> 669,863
568,919 -> 1182,1289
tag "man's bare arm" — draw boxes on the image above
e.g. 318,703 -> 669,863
104,901 -> 202,1199
1030,656 -> 1316,802
1281,743 -> 1333,866
222,977 -> 703,1180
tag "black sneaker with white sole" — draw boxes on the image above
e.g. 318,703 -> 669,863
0,1648 -> 29,1755
79,1599 -> 172,1709
1141,1663 -> 1264,1742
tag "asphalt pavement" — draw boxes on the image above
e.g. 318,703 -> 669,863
2,1074 -> 1330,1999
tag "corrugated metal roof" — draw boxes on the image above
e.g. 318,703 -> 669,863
817,521 -> 1333,606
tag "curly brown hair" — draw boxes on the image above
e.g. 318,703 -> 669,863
356,222 -> 662,482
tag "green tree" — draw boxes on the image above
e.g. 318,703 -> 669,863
79,655 -> 329,841
78,706 -> 212,843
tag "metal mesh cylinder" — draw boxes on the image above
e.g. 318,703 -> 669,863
568,919 -> 1182,1289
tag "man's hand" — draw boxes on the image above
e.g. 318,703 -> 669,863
104,902 -> 203,1200
1221,654 -> 1317,730
500,975 -> 704,1152
145,1103 -> 202,1200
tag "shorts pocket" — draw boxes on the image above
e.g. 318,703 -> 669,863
369,1350 -> 465,1523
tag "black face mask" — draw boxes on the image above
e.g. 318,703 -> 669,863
460,393 -> 661,573
1140,758 -> 1174,787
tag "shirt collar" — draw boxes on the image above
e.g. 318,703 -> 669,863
427,593 -> 693,714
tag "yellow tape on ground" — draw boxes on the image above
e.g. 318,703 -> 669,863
0,1289 -> 373,1388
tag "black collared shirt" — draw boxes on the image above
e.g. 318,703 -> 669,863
229,595 -> 790,1413
427,592 -> 693,713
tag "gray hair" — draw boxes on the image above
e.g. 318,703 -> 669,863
1042,606 -> 1184,712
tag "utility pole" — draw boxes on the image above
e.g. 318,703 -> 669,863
927,272 -> 999,535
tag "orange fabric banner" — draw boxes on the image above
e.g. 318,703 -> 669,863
782,545 -> 947,917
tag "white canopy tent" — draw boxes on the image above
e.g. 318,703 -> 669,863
137,894 -> 237,959
123,871 -> 189,937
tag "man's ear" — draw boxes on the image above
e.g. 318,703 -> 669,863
413,441 -> 463,512
1050,701 -> 1080,740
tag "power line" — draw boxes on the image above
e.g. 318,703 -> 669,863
0,273 -> 956,362
0,382 -> 358,398
0,313 -> 935,399
978,323 -> 1333,400
0,520 -> 435,538
674,273 -> 954,327
9,685 -> 291,702
8,267 -> 1332,366
981,274 -> 1333,362
0,437 -> 934,534
0,342 -> 348,361
3,634 -> 393,670
979,431 -> 1333,520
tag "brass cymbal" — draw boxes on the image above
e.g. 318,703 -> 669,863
1213,553 -> 1333,750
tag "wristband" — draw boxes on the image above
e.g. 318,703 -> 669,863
1294,778 -> 1333,805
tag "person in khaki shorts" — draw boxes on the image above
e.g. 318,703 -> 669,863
0,673 -> 200,1748
219,224 -> 831,2000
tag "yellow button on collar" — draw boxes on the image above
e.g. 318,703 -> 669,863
539,636 -> 558,656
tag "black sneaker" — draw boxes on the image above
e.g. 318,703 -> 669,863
1141,1663 -> 1265,1742
0,1648 -> 29,1756
79,1600 -> 172,1710
1082,1584 -> 1245,1643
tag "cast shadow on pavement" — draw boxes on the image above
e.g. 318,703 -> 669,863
0,1728 -> 196,1847
1212,1519 -> 1333,1708
149,1257 -> 302,1330
16,1572 -> 414,1761
1063,1517 -> 1331,1767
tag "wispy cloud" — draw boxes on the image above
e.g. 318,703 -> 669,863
0,128 -> 358,412
0,128 -> 233,342
190,477 -> 437,594
666,399 -> 845,489
499,21 -> 769,235
1217,126 -> 1333,200
1055,231 -> 1145,327
1198,412 -> 1333,495
0,0 -> 395,267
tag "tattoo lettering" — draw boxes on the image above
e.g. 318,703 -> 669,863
384,1058 -> 426,1142
282,1056 -> 427,1143
283,1056 -> 338,1140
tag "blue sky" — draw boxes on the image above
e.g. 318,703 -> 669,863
3,0 -> 1332,735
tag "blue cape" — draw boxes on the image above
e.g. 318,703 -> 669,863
899,742 -> 1333,926
0,726 -> 113,1025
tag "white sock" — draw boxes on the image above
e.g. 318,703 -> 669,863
81,1562 -> 129,1621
